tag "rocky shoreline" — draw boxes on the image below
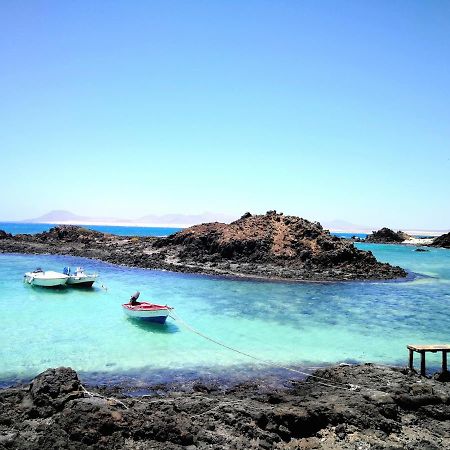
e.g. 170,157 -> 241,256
363,227 -> 449,247
430,231 -> 450,249
0,365 -> 449,449
0,212 -> 407,282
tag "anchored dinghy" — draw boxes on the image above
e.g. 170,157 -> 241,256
122,292 -> 173,324
64,267 -> 98,288
24,268 -> 69,288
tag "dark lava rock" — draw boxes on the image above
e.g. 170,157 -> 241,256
156,211 -> 407,281
430,232 -> 450,249
1,365 -> 449,449
35,225 -> 107,242
0,214 -> 407,282
415,248 -> 430,252
29,367 -> 84,415
0,230 -> 12,239
365,227 -> 411,243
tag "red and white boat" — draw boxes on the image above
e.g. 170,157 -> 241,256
122,302 -> 173,324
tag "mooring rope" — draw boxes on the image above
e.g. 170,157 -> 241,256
80,384 -> 128,409
168,310 -> 362,392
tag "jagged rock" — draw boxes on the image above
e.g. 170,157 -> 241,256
36,225 -> 106,242
365,227 -> 411,243
0,230 -> 12,239
430,232 -> 450,249
156,212 -> 407,280
29,367 -> 83,414
0,365 -> 449,449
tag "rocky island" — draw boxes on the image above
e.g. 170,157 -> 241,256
1,365 -> 449,449
0,211 -> 406,281
365,228 -> 411,244
430,231 -> 450,249
364,227 -> 450,249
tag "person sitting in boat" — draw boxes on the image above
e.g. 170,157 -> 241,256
129,291 -> 141,306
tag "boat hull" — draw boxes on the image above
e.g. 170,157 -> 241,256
66,275 -> 98,288
122,302 -> 172,324
24,272 -> 68,288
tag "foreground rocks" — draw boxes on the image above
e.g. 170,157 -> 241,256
0,365 -> 449,449
365,228 -> 411,244
0,212 -> 407,282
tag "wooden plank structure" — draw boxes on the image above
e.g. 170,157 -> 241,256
407,344 -> 450,376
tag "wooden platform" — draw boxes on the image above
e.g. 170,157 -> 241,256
407,344 -> 450,376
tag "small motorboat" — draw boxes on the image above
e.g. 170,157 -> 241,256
24,268 -> 69,288
64,267 -> 98,288
122,291 -> 173,324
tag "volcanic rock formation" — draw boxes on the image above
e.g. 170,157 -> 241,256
365,227 -> 411,243
0,212 -> 407,281
0,365 -> 449,449
155,211 -> 407,280
430,232 -> 450,249
0,230 -> 11,239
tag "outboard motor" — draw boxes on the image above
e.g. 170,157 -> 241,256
130,291 -> 140,302
63,267 -> 70,275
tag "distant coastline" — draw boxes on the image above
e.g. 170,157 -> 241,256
0,220 -> 446,237
19,220 -> 193,228
3,210 -> 447,236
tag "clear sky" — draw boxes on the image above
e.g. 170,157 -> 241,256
1,0 -> 449,229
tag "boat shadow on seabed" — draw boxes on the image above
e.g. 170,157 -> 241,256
125,317 -> 180,334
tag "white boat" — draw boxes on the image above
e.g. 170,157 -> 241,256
64,267 -> 98,288
24,268 -> 69,288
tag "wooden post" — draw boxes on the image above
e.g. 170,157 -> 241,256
409,349 -> 414,370
420,351 -> 426,376
407,344 -> 450,376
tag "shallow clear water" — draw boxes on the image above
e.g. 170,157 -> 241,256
0,243 -> 449,386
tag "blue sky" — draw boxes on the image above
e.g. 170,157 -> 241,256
1,1 -> 449,229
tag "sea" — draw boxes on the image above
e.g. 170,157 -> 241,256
0,222 -> 449,387
0,222 -> 183,237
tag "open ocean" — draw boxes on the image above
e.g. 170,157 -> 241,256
0,222 -> 183,237
1,223 -> 449,387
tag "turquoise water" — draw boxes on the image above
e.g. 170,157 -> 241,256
0,244 -> 449,386
0,222 -> 182,237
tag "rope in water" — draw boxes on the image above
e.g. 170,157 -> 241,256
168,310 -> 362,392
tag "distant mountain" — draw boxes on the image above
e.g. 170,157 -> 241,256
22,210 -> 237,227
23,210 -> 124,224
136,212 -> 237,226
24,210 -> 93,223
321,219 -> 372,232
